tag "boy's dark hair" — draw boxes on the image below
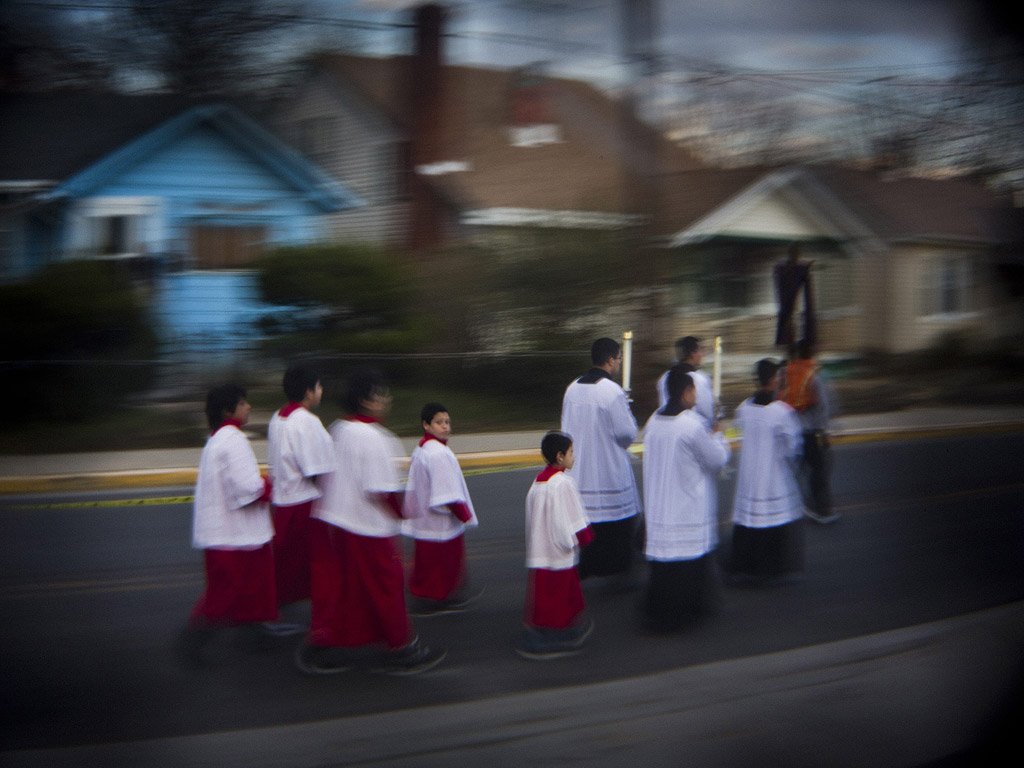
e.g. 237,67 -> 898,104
283,362 -> 321,402
206,383 -> 246,430
343,369 -> 388,415
674,336 -> 700,361
796,339 -> 815,359
756,358 -> 780,387
541,430 -> 573,465
421,402 -> 448,425
590,337 -> 620,366
666,365 -> 696,403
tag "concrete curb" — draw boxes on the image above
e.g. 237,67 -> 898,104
1,419 -> 1022,496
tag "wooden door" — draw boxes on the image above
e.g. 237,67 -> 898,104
190,226 -> 267,269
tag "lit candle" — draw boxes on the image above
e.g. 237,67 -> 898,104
622,330 -> 633,395
712,335 -> 722,402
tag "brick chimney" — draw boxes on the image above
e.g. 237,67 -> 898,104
408,3 -> 446,251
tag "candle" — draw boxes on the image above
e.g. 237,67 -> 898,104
622,330 -> 633,395
712,335 -> 722,402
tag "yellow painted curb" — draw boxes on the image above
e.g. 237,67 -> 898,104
1,422 -> 1021,496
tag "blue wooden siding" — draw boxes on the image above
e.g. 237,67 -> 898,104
71,123 -> 327,255
152,270 -> 292,354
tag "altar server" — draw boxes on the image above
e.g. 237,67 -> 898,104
728,358 -> 805,585
179,384 -> 276,664
267,362 -> 334,609
519,431 -> 594,659
640,367 -> 731,632
403,402 -> 480,615
561,337 -> 641,581
297,370 -> 445,676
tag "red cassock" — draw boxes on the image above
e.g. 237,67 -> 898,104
409,535 -> 466,601
307,519 -> 413,650
190,544 -> 278,626
524,567 -> 585,630
271,499 -> 314,605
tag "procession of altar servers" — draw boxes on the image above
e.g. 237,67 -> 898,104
180,334 -> 835,672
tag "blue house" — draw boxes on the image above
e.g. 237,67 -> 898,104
0,93 -> 360,356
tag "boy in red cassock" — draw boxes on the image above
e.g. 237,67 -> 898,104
296,370 -> 445,676
267,362 -> 333,620
178,384 -> 276,665
518,430 -> 594,660
403,402 -> 481,616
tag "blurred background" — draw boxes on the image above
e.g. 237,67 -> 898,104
2,0 -> 1023,451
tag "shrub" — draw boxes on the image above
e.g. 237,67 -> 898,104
0,260 -> 159,422
256,244 -> 429,355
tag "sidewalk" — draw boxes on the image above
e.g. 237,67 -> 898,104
1,405 -> 1023,495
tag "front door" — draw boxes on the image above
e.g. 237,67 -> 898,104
190,225 -> 267,269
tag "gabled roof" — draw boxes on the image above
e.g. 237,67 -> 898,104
1,93 -> 360,212
808,165 -> 1006,244
668,164 -> 1011,248
309,54 -> 707,219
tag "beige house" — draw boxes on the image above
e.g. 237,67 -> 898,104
665,165 -> 1020,355
268,11 -> 1020,358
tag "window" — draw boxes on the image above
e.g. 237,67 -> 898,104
100,215 -> 129,255
814,256 -> 854,313
921,255 -> 972,317
74,197 -> 159,258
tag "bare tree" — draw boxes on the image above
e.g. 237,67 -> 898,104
110,0 -> 306,98
1,4 -> 116,92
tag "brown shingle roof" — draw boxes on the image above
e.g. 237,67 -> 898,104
313,54 -> 706,217
811,165 -> 1007,243
664,164 -> 1012,245
312,55 -> 1011,243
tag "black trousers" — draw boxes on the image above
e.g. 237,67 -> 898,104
801,430 -> 832,515
578,515 -> 637,580
640,553 -> 719,633
728,521 -> 804,580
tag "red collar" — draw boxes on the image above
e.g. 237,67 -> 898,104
348,414 -> 381,424
278,402 -> 304,418
536,465 -> 565,482
419,431 -> 448,447
212,418 -> 244,436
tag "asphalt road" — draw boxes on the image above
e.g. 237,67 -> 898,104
2,432 -> 1023,764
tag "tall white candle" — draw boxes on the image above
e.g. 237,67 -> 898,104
622,330 -> 633,395
712,335 -> 722,402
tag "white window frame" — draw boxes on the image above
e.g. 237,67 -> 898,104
69,196 -> 162,259
919,253 -> 975,320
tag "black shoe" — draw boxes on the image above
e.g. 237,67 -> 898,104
516,620 -> 593,660
375,637 -> 446,676
294,642 -> 352,675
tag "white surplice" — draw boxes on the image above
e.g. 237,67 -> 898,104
642,409 -> 731,561
561,372 -> 641,523
731,398 -> 804,528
